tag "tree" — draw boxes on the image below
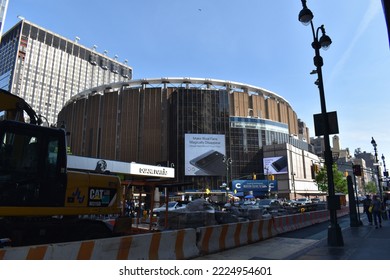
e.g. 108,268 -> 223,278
333,164 -> 348,194
354,148 -> 362,157
315,163 -> 348,194
364,181 -> 377,194
315,165 -> 328,193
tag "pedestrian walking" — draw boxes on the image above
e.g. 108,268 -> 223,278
362,195 -> 373,225
386,199 -> 390,219
371,195 -> 382,229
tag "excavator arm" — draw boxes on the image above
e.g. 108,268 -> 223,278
0,89 -> 42,125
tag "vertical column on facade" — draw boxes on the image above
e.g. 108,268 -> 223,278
96,93 -> 103,158
115,86 -> 124,160
161,81 -> 169,161
136,83 -> 147,162
81,97 -> 88,155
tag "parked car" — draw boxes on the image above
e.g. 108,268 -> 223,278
282,199 -> 297,207
153,201 -> 189,215
295,197 -> 311,206
311,198 -> 321,203
255,199 -> 281,210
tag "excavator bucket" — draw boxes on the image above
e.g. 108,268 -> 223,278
0,89 -> 41,125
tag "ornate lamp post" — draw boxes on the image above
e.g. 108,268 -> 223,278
371,137 -> 382,198
298,0 -> 343,246
382,154 -> 388,189
382,154 -> 387,174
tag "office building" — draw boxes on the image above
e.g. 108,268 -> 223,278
0,19 -> 132,125
0,0 -> 9,43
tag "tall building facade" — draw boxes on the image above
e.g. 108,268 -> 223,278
58,78 -> 316,196
0,19 -> 132,125
0,0 -> 9,43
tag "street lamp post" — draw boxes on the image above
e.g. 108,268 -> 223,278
299,0 -> 344,246
265,166 -> 271,198
222,156 -> 233,202
382,154 -> 388,189
291,172 -> 297,200
371,137 -> 382,198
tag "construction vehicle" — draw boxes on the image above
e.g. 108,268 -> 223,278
0,89 -> 129,246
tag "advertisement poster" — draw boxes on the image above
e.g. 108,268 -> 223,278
185,134 -> 226,176
263,155 -> 288,174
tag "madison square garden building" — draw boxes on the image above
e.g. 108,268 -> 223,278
58,78 -> 320,199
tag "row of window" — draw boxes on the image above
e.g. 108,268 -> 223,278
20,22 -> 131,78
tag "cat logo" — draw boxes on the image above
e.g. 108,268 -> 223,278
90,188 -> 105,200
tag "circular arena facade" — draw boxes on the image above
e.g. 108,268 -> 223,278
58,77 -> 310,192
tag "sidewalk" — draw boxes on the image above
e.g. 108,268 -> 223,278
193,213 -> 390,260
290,216 -> 390,260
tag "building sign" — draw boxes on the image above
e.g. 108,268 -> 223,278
185,134 -> 226,176
232,180 -> 278,195
67,155 -> 175,178
230,117 -> 288,134
129,162 -> 175,178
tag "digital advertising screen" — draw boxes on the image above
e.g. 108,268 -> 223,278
263,155 -> 288,174
185,134 -> 226,176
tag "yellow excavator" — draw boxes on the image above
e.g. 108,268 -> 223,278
0,89 -> 129,246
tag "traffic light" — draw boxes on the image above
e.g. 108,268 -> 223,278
252,172 -> 257,180
352,164 -> 362,176
311,164 -> 320,178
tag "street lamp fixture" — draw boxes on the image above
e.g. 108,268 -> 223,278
298,0 -> 313,25
382,154 -> 388,177
371,137 -> 383,198
382,154 -> 389,189
298,0 -> 343,247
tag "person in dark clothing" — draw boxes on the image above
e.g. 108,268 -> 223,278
362,195 -> 373,225
371,195 -> 382,229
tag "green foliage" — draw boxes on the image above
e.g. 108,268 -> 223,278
315,165 -> 328,193
315,163 -> 348,194
333,164 -> 348,194
364,181 -> 377,194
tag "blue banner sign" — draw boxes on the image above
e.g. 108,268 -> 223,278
232,180 -> 278,195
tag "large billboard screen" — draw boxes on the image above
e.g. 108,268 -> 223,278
263,155 -> 288,174
185,134 -> 226,176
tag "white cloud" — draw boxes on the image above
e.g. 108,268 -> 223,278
328,1 -> 382,85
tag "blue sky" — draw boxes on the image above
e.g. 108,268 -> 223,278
3,0 -> 390,165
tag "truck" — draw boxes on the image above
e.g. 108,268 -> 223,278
0,89 -> 130,247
